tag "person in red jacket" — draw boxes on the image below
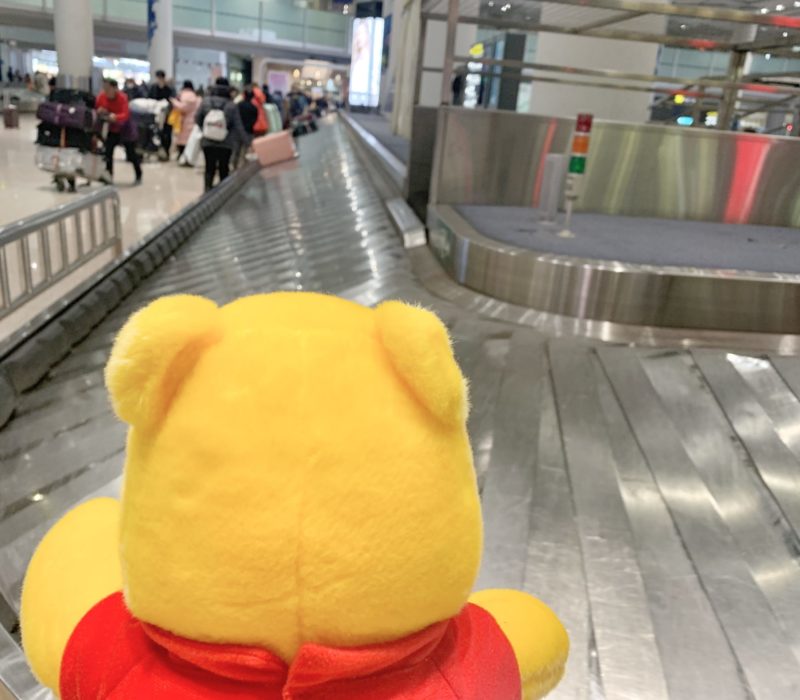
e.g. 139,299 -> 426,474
251,83 -> 268,136
95,78 -> 142,185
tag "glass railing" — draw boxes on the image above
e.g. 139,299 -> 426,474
305,8 -> 348,48
95,0 -> 350,50
4,0 -> 44,8
108,0 -> 148,23
174,0 -> 213,32
262,0 -> 306,44
2,0 -> 349,51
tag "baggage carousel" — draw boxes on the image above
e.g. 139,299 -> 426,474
3,118 -> 800,699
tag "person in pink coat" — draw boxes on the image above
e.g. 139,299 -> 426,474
170,80 -> 200,160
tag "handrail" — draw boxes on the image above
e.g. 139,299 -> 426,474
0,188 -> 122,321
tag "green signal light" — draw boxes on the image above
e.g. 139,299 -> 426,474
568,156 -> 586,174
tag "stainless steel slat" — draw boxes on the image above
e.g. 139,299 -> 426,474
476,328 -> 546,591
692,350 -> 800,540
593,357 -> 748,700
600,346 -> 800,699
550,341 -> 669,700
639,350 -> 800,663
524,371 -> 590,700
730,354 -> 800,467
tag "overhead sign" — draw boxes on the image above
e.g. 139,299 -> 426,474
349,18 -> 384,108
147,0 -> 158,45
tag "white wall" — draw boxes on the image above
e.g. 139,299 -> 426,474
175,46 -> 226,89
418,21 -> 477,107
529,11 -> 664,122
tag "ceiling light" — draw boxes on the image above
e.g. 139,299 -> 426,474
680,23 -> 687,29
784,31 -> 790,37
761,7 -> 769,12
766,52 -> 772,59
776,3 -> 785,10
795,0 -> 800,6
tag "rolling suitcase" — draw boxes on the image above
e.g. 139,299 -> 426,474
3,105 -> 19,128
179,125 -> 202,167
252,131 -> 297,167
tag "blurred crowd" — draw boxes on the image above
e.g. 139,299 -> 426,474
35,67 -> 340,193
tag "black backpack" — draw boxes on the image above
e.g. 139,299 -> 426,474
50,88 -> 95,109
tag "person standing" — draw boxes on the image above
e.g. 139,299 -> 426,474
96,79 -> 142,185
235,88 -> 258,169
170,80 -> 200,160
148,69 -> 175,158
195,77 -> 249,192
250,83 -> 268,137
124,78 -> 142,101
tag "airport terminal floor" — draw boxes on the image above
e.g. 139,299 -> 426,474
0,114 -> 200,247
4,117 -> 800,699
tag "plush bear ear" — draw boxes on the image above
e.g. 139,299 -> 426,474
105,295 -> 222,431
374,301 -> 468,426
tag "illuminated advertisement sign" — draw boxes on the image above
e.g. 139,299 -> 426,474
349,18 -> 384,108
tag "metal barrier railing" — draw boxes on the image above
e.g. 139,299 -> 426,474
0,188 -> 122,321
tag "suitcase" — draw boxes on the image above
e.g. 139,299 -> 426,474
37,123 -> 93,150
179,125 -> 202,166
252,131 -> 297,167
36,101 -> 94,130
3,105 -> 19,128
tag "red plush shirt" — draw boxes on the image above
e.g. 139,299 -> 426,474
94,92 -> 129,133
60,592 -> 521,699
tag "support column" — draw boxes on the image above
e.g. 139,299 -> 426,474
54,0 -> 94,90
440,0 -> 459,105
412,15 -> 427,105
148,0 -> 174,78
717,50 -> 749,131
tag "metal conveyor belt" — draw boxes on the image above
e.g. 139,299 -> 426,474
2,119 -> 800,699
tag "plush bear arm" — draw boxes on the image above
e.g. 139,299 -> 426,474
20,498 -> 123,694
469,589 -> 569,700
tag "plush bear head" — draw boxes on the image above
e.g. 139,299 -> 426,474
105,292 -> 481,661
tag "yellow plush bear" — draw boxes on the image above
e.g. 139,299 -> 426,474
21,292 -> 568,700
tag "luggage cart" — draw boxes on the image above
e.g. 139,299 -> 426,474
35,144 -> 105,192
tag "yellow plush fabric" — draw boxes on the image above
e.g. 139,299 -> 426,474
104,295 -> 222,431
374,301 -> 468,426
470,589 -> 569,700
20,498 -> 122,693
109,292 -> 483,661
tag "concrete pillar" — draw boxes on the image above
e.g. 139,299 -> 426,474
53,0 -> 94,90
529,9 -> 665,122
148,0 -> 174,78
